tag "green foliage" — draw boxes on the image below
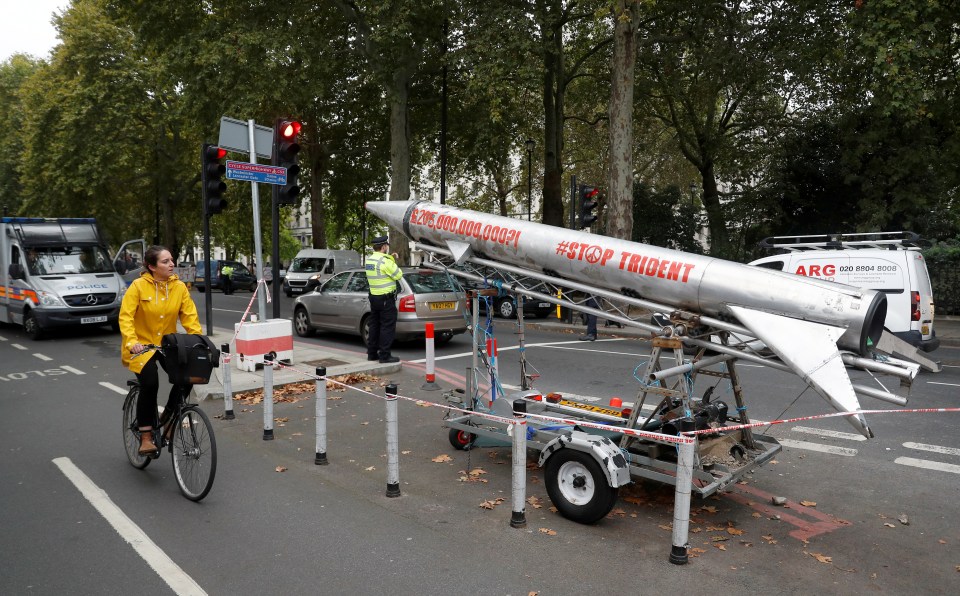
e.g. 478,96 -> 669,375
631,182 -> 705,253
924,244 -> 960,316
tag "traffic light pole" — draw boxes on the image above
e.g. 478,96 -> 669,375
200,144 -> 214,335
271,195 -> 281,319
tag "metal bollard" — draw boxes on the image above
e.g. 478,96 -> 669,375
510,399 -> 528,528
314,367 -> 328,465
669,439 -> 695,565
384,383 -> 401,497
422,323 -> 440,391
263,353 -> 274,441
221,343 -> 235,420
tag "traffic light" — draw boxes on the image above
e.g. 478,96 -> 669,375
273,118 -> 302,205
579,185 -> 599,229
201,143 -> 227,216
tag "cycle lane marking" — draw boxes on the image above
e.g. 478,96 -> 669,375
101,381 -> 128,395
33,353 -> 53,361
52,457 -> 207,596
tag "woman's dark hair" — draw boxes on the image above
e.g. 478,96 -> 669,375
143,245 -> 170,273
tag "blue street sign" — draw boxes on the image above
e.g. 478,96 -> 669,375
225,161 -> 287,185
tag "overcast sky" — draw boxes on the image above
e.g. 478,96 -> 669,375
1,1 -> 70,62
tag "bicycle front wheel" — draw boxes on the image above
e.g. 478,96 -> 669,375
170,406 -> 217,501
122,386 -> 151,470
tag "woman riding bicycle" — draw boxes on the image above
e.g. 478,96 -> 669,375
119,245 -> 202,456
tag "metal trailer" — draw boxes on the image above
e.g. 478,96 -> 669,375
443,286 -> 782,525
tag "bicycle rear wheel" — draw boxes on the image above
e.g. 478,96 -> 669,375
122,386 -> 151,470
170,406 -> 217,501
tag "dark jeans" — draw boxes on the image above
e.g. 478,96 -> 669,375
135,351 -> 193,429
585,296 -> 599,336
368,293 -> 398,359
220,274 -> 233,294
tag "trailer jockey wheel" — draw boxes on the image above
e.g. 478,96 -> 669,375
545,449 -> 618,524
448,427 -> 476,450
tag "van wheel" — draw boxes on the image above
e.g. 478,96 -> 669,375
293,307 -> 315,337
24,310 -> 45,340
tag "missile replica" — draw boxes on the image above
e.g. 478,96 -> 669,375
366,200 -> 894,438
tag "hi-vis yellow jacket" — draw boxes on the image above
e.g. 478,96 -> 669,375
364,251 -> 402,296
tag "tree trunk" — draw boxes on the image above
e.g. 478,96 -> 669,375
699,163 -> 730,257
388,66 -> 413,265
605,1 -> 639,241
540,1 -> 565,228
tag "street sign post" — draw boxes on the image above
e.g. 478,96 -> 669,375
226,161 -> 287,185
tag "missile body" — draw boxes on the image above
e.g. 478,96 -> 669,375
366,200 -> 888,436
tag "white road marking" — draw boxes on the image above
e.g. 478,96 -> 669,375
894,457 -> 960,475
60,366 -> 85,375
0,334 -> 7,341
778,439 -> 858,457
792,426 -> 867,442
12,343 -> 28,350
33,353 -> 53,361
903,442 -> 960,457
52,457 -> 207,596
100,381 -> 129,395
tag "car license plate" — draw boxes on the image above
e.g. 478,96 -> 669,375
292,287 -> 303,293
81,316 -> 107,324
538,302 -> 550,307
429,301 -> 455,311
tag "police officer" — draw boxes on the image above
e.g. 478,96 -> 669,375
220,263 -> 234,295
365,235 -> 403,363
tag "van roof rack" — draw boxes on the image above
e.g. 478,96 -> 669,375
758,231 -> 930,252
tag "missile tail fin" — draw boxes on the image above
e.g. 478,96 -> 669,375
727,305 -> 872,438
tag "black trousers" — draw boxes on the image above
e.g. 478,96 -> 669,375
368,293 -> 398,359
220,274 -> 233,294
135,351 -> 193,428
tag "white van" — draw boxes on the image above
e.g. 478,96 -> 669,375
283,249 -> 361,296
1,217 -> 144,340
750,232 -> 938,352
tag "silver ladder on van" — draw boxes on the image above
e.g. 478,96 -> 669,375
758,231 -> 930,252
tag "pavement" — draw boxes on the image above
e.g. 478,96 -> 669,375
183,314 -> 960,593
191,315 -> 960,403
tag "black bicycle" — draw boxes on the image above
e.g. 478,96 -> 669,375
121,346 -> 217,501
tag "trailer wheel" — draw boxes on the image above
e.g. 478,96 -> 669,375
545,449 -> 618,524
448,427 -> 476,450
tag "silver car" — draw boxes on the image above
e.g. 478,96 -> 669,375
292,267 -> 468,345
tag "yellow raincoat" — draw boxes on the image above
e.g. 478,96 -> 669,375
119,271 -> 201,374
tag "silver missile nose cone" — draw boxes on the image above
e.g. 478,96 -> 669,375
365,200 -> 414,224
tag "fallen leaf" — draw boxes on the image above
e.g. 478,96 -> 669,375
527,496 -> 543,509
701,505 -> 718,514
939,539 -> 947,545
608,508 -> 626,517
752,512 -> 762,518
884,522 -> 896,528
432,454 -> 453,463
275,466 -> 287,473
538,528 -> 558,536
479,497 -> 505,510
809,552 -> 832,564
727,527 -> 745,536
658,524 -> 673,531
800,500 -> 817,507
713,544 -> 727,550
401,450 -> 411,455
468,468 -> 487,476
274,417 -> 289,423
711,536 -> 729,543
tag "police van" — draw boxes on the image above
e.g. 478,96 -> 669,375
750,231 -> 939,352
1,217 -> 144,340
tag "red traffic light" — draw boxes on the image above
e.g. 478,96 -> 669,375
280,120 -> 301,139
584,187 -> 599,200
216,147 -> 227,160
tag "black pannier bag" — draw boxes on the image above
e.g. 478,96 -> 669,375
160,333 -> 221,385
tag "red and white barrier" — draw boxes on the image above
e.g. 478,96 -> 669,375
421,323 -> 440,390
